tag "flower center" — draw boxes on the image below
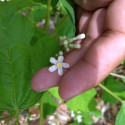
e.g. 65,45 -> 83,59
57,63 -> 62,68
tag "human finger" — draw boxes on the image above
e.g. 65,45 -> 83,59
31,9 -> 105,92
74,0 -> 112,11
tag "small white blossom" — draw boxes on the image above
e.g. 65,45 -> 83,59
77,115 -> 83,123
49,56 -> 69,76
71,111 -> 75,118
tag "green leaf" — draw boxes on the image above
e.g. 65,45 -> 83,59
102,79 -> 125,104
11,0 -> 36,10
66,89 -> 97,112
80,112 -> 94,125
0,111 -> 3,116
31,28 -> 60,73
38,0 -> 59,7
0,2 -> 59,111
43,92 -> 58,118
67,88 -> 102,120
115,101 -> 125,125
49,87 -> 62,100
0,2 -> 32,110
121,60 -> 125,65
60,0 -> 75,24
55,15 -> 75,38
70,111 -> 94,125
29,5 -> 47,22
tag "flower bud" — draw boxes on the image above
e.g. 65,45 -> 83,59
72,33 -> 85,41
63,40 -> 68,45
59,51 -> 63,56
62,36 -> 66,40
73,44 -> 81,49
68,39 -> 73,43
69,44 -> 74,48
66,47 -> 70,52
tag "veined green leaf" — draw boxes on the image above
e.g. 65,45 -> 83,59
115,101 -> 125,125
0,1 -> 60,111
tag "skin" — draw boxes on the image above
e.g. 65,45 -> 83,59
31,0 -> 125,101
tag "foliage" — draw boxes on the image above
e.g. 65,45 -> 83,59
115,101 -> 125,125
0,1 -> 59,111
60,0 -> 75,24
43,92 -> 58,118
102,76 -> 125,104
0,0 -> 125,125
70,111 -> 94,125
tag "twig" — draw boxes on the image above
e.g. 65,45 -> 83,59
110,73 -> 125,79
44,0 -> 51,32
99,84 -> 123,103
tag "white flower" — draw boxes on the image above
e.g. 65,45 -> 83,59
77,115 -> 82,123
71,111 -> 75,118
49,56 -> 69,76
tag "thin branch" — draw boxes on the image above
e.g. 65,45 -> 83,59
99,84 -> 123,103
40,96 -> 43,125
110,73 -> 125,79
44,0 -> 51,32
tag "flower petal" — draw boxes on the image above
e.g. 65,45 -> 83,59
58,56 -> 64,63
50,57 -> 57,64
58,67 -> 63,76
49,65 -> 57,72
62,63 -> 70,68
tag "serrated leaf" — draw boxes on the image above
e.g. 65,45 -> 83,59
60,0 -> 75,24
115,101 -> 125,125
43,92 -> 58,118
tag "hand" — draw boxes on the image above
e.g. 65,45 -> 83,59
31,0 -> 125,101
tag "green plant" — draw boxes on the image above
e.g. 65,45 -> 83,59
0,0 -> 125,125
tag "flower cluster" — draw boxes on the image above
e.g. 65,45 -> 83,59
59,34 -> 85,52
49,34 -> 85,76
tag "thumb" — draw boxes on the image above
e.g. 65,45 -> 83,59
74,0 -> 112,11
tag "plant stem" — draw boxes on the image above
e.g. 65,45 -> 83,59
15,109 -> 22,125
99,84 -> 123,103
44,0 -> 51,32
51,14 -> 68,37
40,96 -> 44,125
110,73 -> 125,79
